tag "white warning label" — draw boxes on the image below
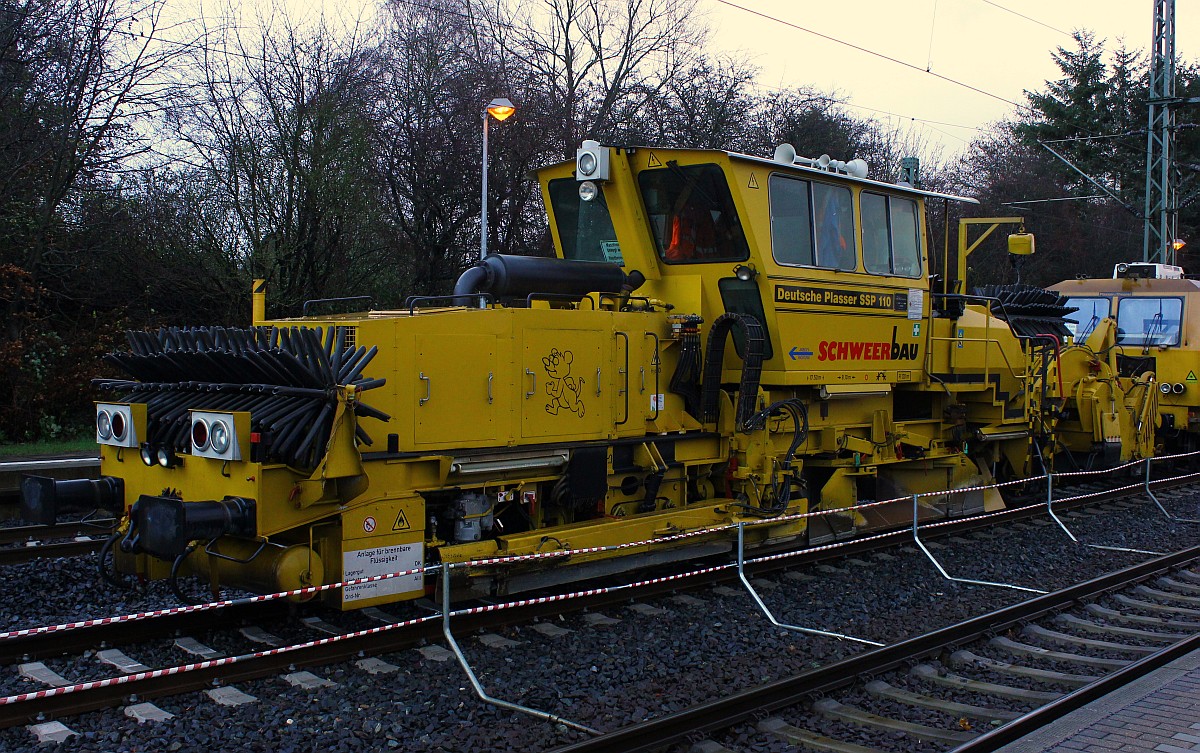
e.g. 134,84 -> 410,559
342,542 -> 424,603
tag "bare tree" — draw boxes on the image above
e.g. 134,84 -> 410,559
478,0 -> 706,157
167,5 -> 385,312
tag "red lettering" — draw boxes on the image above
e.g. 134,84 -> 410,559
882,343 -> 891,359
818,341 -> 828,361
836,342 -> 848,360
849,342 -> 864,359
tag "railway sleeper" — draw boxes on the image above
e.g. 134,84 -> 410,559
1157,576 -> 1200,596
948,649 -> 1100,687
988,636 -> 1130,670
1115,592 -> 1200,617
1134,584 -> 1200,607
863,679 -> 1021,722
1086,602 -> 1200,631
910,662 -> 1062,702
1021,623 -> 1162,655
810,697 -> 976,745
756,717 -> 885,753
1055,612 -> 1188,642
1174,568 -> 1200,584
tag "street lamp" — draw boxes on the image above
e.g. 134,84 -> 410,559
481,97 -> 516,263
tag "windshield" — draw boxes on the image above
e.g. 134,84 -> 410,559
638,162 -> 749,264
1116,297 -> 1183,347
1063,297 -> 1109,341
548,178 -> 623,264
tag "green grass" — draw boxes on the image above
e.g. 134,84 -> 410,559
0,436 -> 97,457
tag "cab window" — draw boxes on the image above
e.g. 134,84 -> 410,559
548,178 -> 622,264
769,174 -> 855,271
638,163 -> 748,264
861,193 -> 921,277
1063,297 -> 1109,341
1116,297 -> 1183,347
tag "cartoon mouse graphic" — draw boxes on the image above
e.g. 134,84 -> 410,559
543,348 -> 585,417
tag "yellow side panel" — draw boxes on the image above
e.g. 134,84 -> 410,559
521,328 -> 608,439
414,334 -> 498,446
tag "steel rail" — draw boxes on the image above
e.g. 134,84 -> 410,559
548,544 -> 1200,753
0,457 -> 100,474
0,539 -> 105,566
0,519 -> 115,547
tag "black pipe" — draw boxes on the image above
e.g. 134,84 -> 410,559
21,476 -> 124,525
452,254 -> 637,301
128,494 -> 257,560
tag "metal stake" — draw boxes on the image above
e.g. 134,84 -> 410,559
1046,469 -> 1159,554
441,566 -> 598,734
911,494 -> 1047,594
736,523 -> 883,646
1145,456 -> 1200,523
1045,469 -> 1078,542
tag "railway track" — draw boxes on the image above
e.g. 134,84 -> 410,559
1,473 -> 1198,739
0,456 -> 109,565
555,546 -> 1200,753
0,520 -> 114,565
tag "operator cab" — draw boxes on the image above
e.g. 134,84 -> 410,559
540,138 -> 978,379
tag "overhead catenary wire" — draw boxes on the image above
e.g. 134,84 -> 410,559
711,0 -> 1027,110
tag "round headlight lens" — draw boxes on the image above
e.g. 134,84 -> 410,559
210,420 -> 231,454
156,447 -> 172,468
140,444 -> 155,466
578,180 -> 598,202
191,418 -> 210,451
1161,382 -> 1173,394
110,410 -> 127,441
96,410 -> 113,440
578,151 -> 597,176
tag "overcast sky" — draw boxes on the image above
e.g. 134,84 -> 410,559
704,0 -> 1196,159
242,0 -> 1193,160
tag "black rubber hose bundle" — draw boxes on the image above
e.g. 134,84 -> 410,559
95,325 -> 389,469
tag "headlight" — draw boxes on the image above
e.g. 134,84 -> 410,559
1162,382 -> 1174,394
191,418 -> 210,452
156,446 -> 174,468
189,410 -> 242,461
96,410 -> 113,440
578,180 -> 598,202
140,444 -> 155,466
578,151 -> 597,176
95,403 -> 138,447
110,411 -> 127,442
210,420 -> 231,453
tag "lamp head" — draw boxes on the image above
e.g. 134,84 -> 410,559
733,264 -> 757,282
486,97 -> 516,121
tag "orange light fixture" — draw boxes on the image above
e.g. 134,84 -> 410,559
486,97 -> 516,122
1173,238 -> 1187,252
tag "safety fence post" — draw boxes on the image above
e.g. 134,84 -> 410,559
736,523 -> 883,646
911,493 -> 1046,594
1045,467 -> 1078,542
1145,455 -> 1200,524
441,564 -> 598,734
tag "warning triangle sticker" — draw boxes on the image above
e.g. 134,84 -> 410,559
392,510 -> 411,531
747,173 -> 759,189
647,152 -> 662,167
1188,371 -> 1198,382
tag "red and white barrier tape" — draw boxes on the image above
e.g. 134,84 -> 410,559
0,565 -> 435,642
0,613 -> 439,706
